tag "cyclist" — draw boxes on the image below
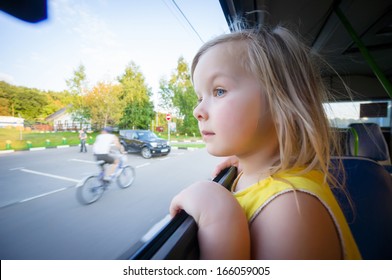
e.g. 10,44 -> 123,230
93,126 -> 125,181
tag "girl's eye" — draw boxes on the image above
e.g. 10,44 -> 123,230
214,88 -> 226,97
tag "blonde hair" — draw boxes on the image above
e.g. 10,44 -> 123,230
191,25 -> 342,187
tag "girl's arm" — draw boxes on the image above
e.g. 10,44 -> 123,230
250,191 -> 342,259
170,181 -> 250,260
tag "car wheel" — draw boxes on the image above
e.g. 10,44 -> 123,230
141,147 -> 152,159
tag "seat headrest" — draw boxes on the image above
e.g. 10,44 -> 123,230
347,123 -> 389,161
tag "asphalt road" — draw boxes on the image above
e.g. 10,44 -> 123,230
0,146 -> 221,259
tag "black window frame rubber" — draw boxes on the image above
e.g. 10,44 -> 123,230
121,166 -> 238,260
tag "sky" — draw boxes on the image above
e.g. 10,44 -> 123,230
0,0 -> 229,99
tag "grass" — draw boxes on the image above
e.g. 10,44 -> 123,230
0,128 -> 204,151
155,132 -> 205,148
156,132 -> 201,142
171,143 -> 205,149
0,128 -> 97,150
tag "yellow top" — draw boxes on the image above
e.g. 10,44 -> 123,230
231,169 -> 361,259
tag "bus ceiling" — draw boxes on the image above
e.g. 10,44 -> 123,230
219,0 -> 392,101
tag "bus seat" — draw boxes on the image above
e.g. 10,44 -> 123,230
346,123 -> 392,172
331,157 -> 392,259
332,128 -> 349,155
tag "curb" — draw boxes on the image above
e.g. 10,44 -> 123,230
1,144 -> 201,153
170,140 -> 203,143
0,145 -> 79,153
171,146 -> 199,151
29,147 -> 46,151
0,150 -> 15,154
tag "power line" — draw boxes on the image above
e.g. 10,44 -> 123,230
161,0 -> 190,33
171,0 -> 204,43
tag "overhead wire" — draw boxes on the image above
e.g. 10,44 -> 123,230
160,0 -> 189,34
170,0 -> 204,43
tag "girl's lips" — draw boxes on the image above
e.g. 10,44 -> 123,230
201,130 -> 215,141
201,130 -> 215,136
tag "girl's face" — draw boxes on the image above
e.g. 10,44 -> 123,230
193,41 -> 277,157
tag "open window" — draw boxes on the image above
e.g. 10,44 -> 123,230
121,166 -> 238,260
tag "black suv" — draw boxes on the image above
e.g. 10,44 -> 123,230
119,129 -> 171,159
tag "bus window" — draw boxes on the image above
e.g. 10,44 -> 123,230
324,100 -> 392,128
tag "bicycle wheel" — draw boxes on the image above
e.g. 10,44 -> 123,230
117,165 -> 136,188
76,175 -> 105,204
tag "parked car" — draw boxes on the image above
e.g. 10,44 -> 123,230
119,129 -> 170,159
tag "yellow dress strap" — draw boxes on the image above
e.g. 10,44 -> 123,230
232,169 -> 361,259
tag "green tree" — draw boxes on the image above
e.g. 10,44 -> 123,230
0,82 -> 11,115
0,81 -> 17,116
65,64 -> 89,128
66,64 -> 87,95
158,78 -> 175,113
0,81 -> 48,122
158,57 -> 198,134
41,90 -> 73,118
84,82 -> 124,129
0,97 -> 10,115
118,62 -> 155,129
0,81 -> 74,125
16,88 -> 48,121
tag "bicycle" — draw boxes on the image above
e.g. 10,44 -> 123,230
76,154 -> 136,205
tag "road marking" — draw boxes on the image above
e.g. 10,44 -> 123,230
141,214 -> 172,242
136,163 -> 150,168
57,145 -> 70,149
19,188 -> 67,203
9,167 -> 25,171
71,158 -> 149,169
20,169 -> 80,183
69,159 -> 96,164
158,157 -> 170,161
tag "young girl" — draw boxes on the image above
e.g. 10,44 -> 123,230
169,25 -> 361,260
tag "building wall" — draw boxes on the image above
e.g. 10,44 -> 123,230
52,113 -> 91,131
0,116 -> 24,128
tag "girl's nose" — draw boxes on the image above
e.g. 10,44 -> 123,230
193,101 -> 208,121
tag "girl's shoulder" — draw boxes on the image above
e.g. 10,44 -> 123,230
233,168 -> 330,222
235,168 -> 326,197
250,189 -> 342,259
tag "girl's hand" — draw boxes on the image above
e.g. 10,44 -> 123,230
169,181 -> 216,222
169,180 -> 241,226
212,156 -> 240,177
169,181 -> 250,259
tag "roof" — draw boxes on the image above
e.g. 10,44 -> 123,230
45,107 -> 68,122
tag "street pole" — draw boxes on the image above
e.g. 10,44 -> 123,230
168,121 -> 170,143
166,113 -> 171,143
